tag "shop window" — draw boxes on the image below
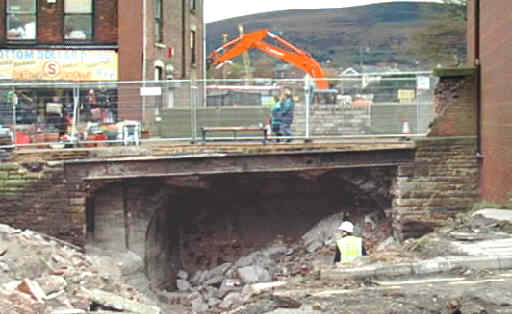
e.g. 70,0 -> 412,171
154,0 -> 163,43
190,30 -> 196,65
6,0 -> 37,40
64,0 -> 93,40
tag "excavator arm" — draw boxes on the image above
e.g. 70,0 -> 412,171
208,29 -> 328,89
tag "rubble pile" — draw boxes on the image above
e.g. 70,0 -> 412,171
401,209 -> 512,258
0,224 -> 161,314
160,211 -> 397,313
0,209 -> 402,313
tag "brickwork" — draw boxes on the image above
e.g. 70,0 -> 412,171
117,0 -> 204,119
95,0 -> 118,43
0,161 -> 85,246
428,73 -> 477,137
37,0 -> 63,42
143,0 -> 204,81
0,0 -> 118,44
467,0 -> 512,202
393,137 -> 479,240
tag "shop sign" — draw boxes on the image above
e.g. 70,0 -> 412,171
417,76 -> 430,90
0,49 -> 118,81
140,87 -> 162,96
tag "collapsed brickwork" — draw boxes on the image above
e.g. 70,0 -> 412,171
428,68 -> 477,137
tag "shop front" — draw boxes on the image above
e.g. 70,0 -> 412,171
0,49 -> 119,146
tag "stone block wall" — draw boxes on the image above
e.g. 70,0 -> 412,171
292,104 -> 371,136
393,137 -> 479,240
0,161 -> 85,246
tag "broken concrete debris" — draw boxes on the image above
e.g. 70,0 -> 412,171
0,209 -> 394,313
0,224 -> 161,313
151,210 -> 395,313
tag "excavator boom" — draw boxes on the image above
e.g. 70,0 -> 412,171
208,29 -> 328,89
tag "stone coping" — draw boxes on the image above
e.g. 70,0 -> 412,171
321,255 -> 512,281
433,67 -> 476,78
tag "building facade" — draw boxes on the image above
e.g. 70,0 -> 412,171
467,0 -> 512,203
0,0 -> 203,124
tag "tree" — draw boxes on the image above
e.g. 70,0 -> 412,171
410,0 -> 467,66
442,0 -> 467,20
252,55 -> 275,79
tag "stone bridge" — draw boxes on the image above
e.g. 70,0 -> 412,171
0,69 -> 480,288
0,137 -> 478,286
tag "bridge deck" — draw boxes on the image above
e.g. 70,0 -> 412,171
11,140 -> 415,163
13,141 -> 415,181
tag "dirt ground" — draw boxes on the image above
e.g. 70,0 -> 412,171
2,204 -> 512,313
226,262 -> 512,314
222,210 -> 512,314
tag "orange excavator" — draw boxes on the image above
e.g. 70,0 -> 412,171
208,29 -> 329,90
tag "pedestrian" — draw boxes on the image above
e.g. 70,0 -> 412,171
270,95 -> 283,142
333,221 -> 367,264
280,88 -> 295,142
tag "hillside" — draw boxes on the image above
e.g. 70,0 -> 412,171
206,2 -> 447,70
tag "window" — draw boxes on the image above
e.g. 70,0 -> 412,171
6,0 -> 37,40
64,0 -> 93,40
154,66 -> 163,81
190,30 -> 196,65
190,0 -> 196,12
154,0 -> 163,42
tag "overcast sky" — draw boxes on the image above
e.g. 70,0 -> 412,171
205,0 -> 442,23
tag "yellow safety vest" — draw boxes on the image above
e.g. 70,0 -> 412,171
336,235 -> 363,264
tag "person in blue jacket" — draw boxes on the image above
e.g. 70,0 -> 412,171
280,88 -> 295,142
270,95 -> 283,142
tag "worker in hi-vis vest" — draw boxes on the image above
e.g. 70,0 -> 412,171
334,221 -> 367,264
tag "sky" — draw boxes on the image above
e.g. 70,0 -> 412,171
205,0 -> 442,23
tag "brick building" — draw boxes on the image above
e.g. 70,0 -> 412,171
0,0 -> 203,123
467,0 -> 512,202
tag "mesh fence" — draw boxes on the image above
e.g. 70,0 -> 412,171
0,72 -> 435,148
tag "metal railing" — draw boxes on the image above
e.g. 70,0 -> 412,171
0,72 -> 435,149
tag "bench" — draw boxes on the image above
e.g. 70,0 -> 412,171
200,126 -> 268,143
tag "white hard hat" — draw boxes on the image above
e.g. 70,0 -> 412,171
338,221 -> 354,233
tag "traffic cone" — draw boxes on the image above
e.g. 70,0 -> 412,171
401,121 -> 410,135
400,120 -> 410,141
265,119 -> 272,136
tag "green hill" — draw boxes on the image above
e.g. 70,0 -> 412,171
206,2 -> 450,70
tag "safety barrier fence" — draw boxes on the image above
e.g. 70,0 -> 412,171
0,72 -> 435,149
